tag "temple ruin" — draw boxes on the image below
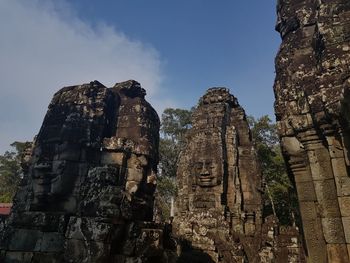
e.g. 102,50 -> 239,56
173,88 -> 304,262
0,82 -> 306,263
0,80 -> 176,262
274,0 -> 350,262
1,1 -> 349,262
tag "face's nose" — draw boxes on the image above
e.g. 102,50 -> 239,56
200,164 -> 210,176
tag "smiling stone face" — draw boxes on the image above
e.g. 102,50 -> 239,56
193,159 -> 221,187
188,129 -> 224,190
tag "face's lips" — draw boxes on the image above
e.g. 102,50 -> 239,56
34,188 -> 49,198
35,178 -> 51,186
198,175 -> 214,182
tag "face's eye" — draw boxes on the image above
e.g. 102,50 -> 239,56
194,162 -> 203,171
204,161 -> 213,169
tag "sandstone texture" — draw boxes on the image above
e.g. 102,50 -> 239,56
274,0 -> 350,262
0,80 -> 176,262
174,88 -> 304,262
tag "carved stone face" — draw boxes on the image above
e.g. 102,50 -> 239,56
193,159 -> 220,187
31,144 -> 79,208
50,160 -> 77,197
32,161 -> 52,202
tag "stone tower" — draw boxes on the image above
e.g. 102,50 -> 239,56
274,0 -> 350,262
0,80 -> 175,262
174,88 -> 264,262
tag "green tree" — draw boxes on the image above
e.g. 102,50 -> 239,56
248,115 -> 299,226
159,108 -> 193,178
155,108 -> 192,221
160,108 -> 192,142
155,176 -> 177,221
0,141 -> 30,202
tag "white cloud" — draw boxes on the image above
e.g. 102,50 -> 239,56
0,0 -> 167,153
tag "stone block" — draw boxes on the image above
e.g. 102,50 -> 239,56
295,181 -> 317,201
303,219 -> 325,243
341,216 -> 350,243
303,218 -> 327,262
308,150 -> 334,180
299,201 -> 317,220
112,255 -> 126,262
4,252 -> 33,263
303,235 -> 327,263
326,244 -> 349,263
338,196 -> 350,217
294,169 -> 313,183
8,229 -> 42,251
314,179 -> 338,201
40,232 -> 64,252
126,168 -> 143,182
335,176 -> 350,196
31,253 -> 63,263
331,158 -> 348,177
318,198 -> 341,218
321,218 -> 346,243
63,239 -> 88,262
11,212 -> 46,228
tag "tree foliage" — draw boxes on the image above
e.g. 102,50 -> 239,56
160,108 -> 192,143
159,108 -> 193,178
156,108 -> 192,221
157,110 -> 300,225
155,176 -> 177,221
248,115 -> 299,226
0,141 -> 30,202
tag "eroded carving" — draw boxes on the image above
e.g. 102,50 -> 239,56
0,80 -> 176,262
274,1 -> 350,262
174,88 -> 304,262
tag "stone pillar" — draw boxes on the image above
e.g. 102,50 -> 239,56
274,0 -> 350,261
173,88 -> 263,262
327,131 -> 350,259
302,130 -> 347,262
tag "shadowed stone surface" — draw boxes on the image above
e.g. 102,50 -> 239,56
174,88 -> 305,262
0,80 -> 176,262
274,0 -> 350,262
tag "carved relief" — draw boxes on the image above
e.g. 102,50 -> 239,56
274,1 -> 350,262
174,88 -> 304,262
0,80 -> 176,262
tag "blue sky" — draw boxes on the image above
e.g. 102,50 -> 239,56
0,0 -> 280,153
70,0 -> 281,114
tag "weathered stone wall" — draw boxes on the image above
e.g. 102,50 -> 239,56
174,88 -> 304,262
0,80 -> 176,262
274,1 -> 350,262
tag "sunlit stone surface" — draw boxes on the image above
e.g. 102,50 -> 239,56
274,1 -> 350,262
